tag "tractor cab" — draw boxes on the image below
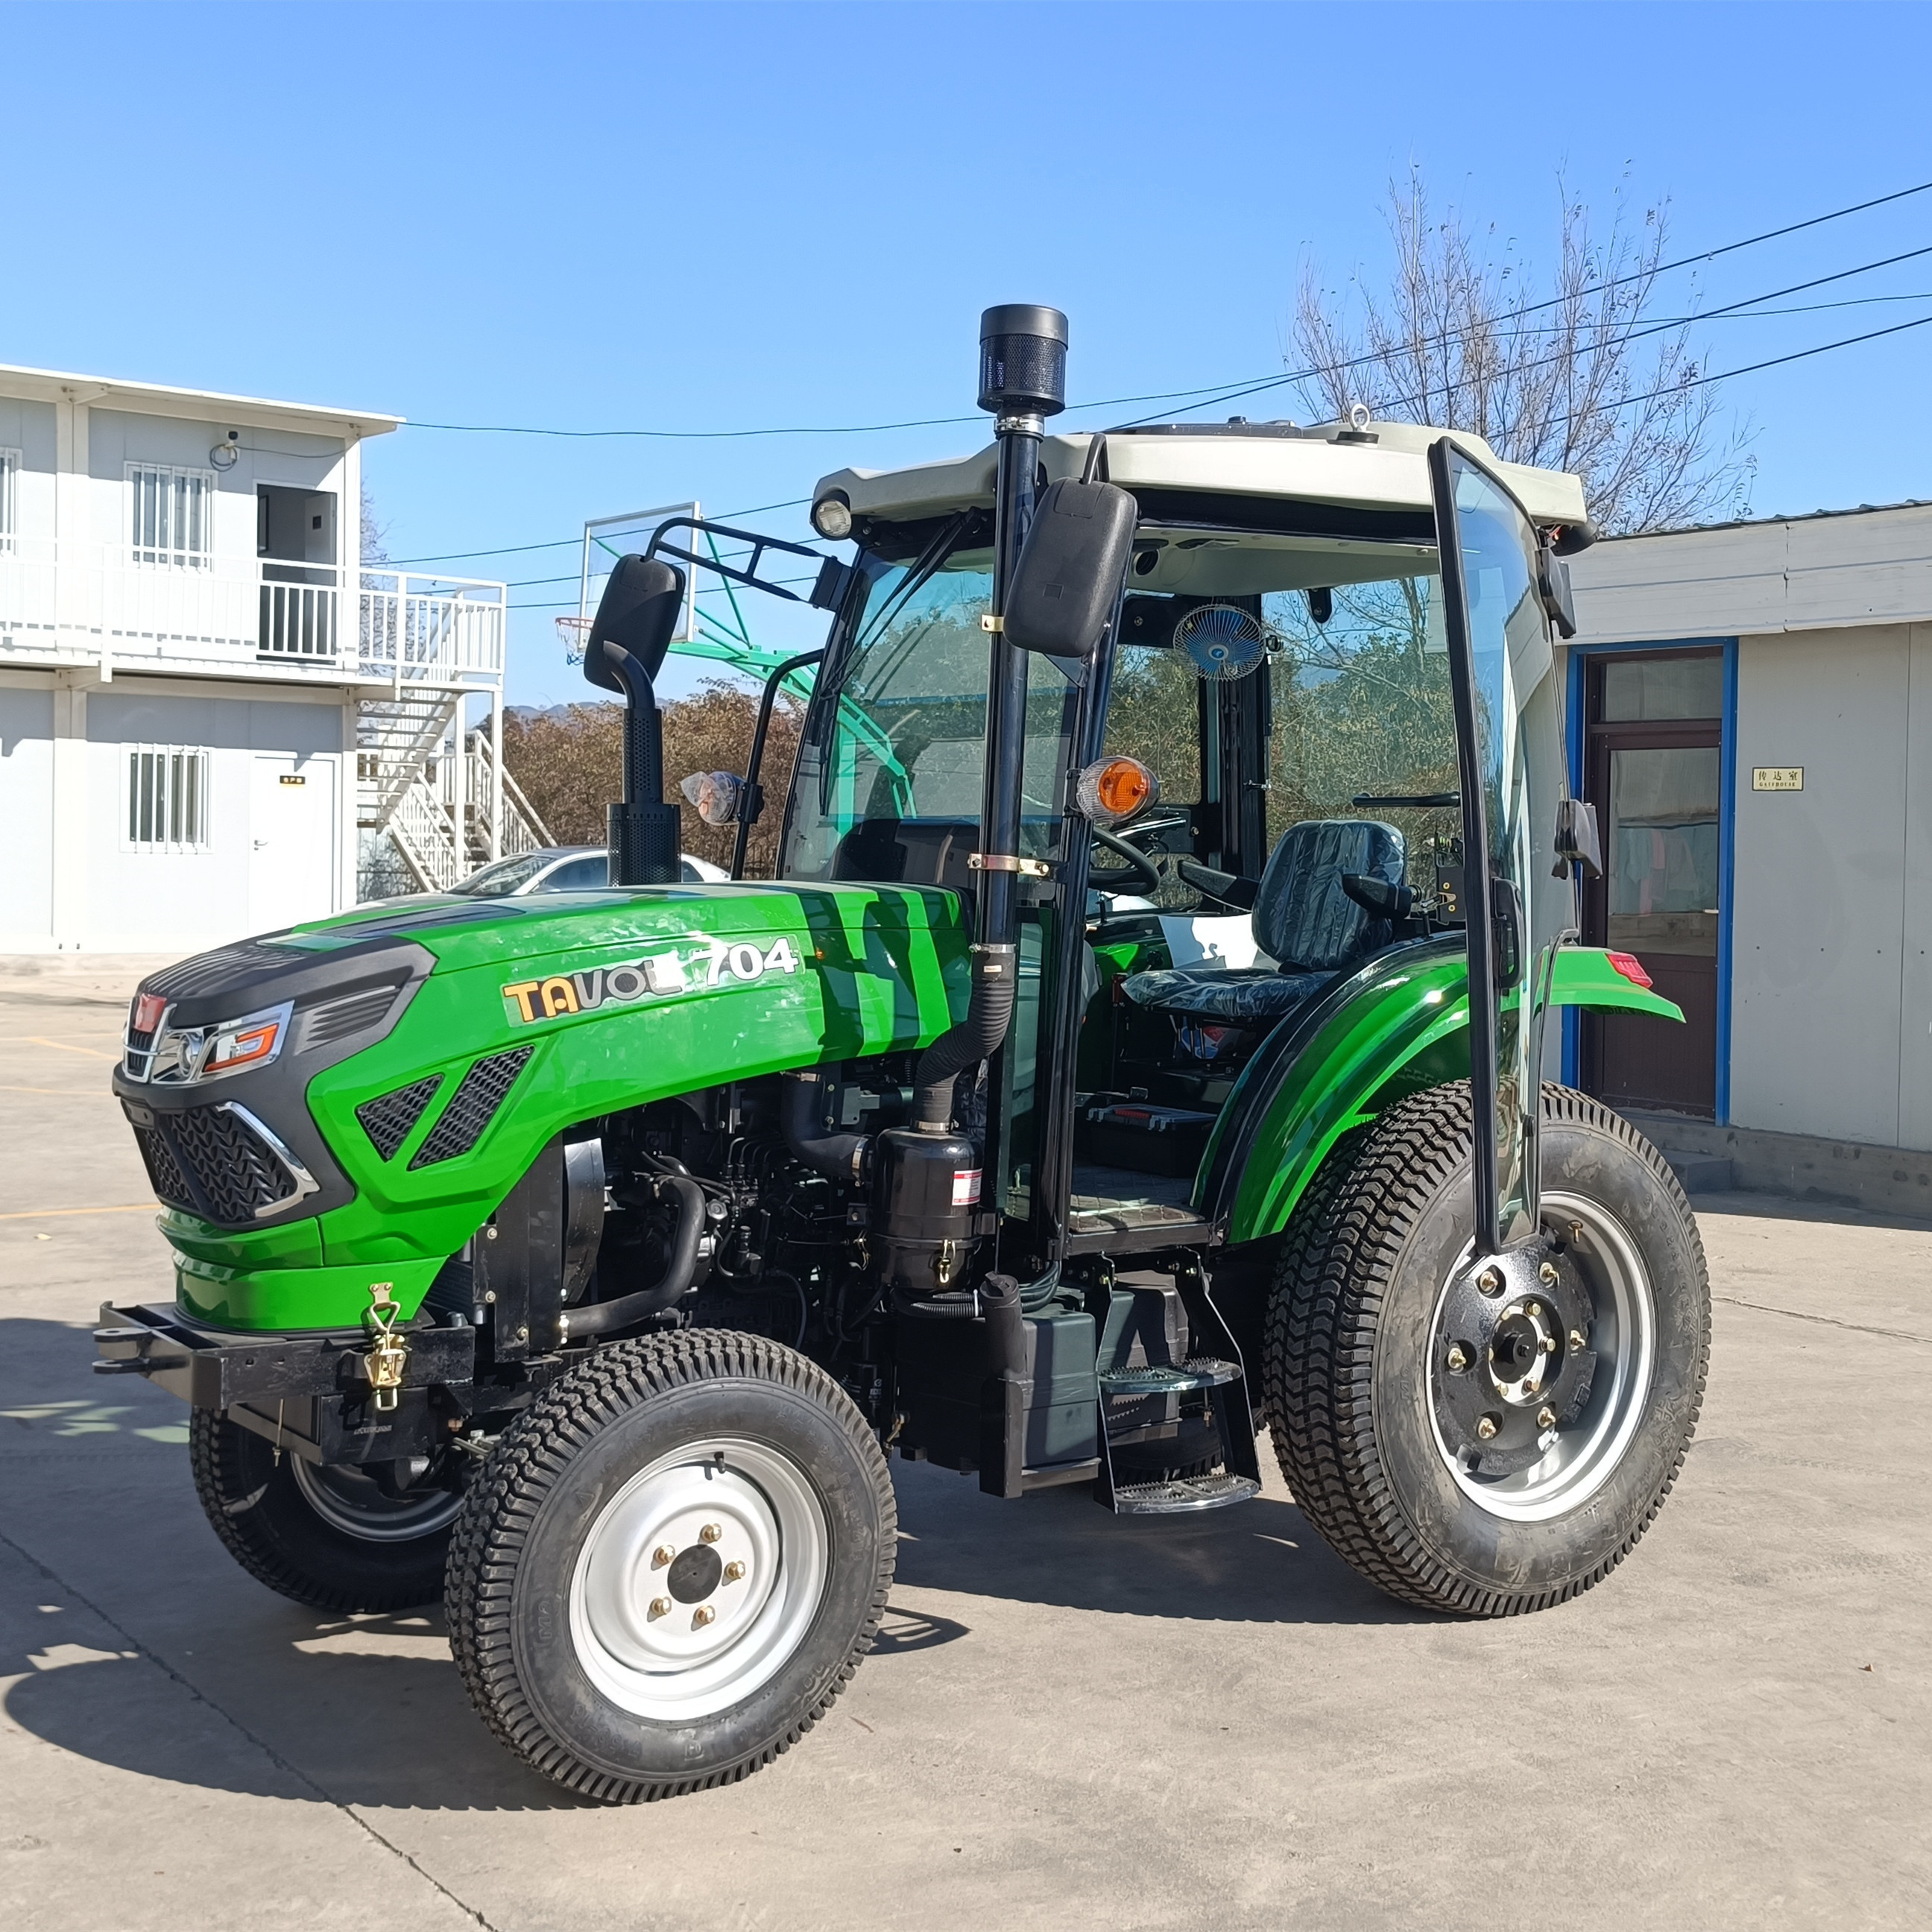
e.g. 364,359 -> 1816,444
759,385 -> 1586,1280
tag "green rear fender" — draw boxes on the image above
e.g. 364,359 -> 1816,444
1202,941 -> 1683,1247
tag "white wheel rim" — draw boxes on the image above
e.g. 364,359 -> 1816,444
568,1436 -> 828,1723
291,1458 -> 463,1542
1426,1190 -> 1658,1524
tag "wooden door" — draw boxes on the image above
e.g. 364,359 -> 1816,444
1579,651 -> 1723,1117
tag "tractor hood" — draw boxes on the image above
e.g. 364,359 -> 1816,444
115,882 -> 972,1328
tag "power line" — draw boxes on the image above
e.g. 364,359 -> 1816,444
384,496 -> 812,567
1553,309 -> 1932,426
404,178 -> 1932,444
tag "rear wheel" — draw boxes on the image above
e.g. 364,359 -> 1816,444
1263,1082 -> 1709,1615
189,1409 -> 461,1613
445,1331 -> 895,1803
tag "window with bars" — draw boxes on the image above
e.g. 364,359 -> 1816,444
0,449 -> 18,553
127,746 -> 211,850
128,462 -> 215,568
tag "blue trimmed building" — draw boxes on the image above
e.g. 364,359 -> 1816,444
1565,502 -> 1932,1214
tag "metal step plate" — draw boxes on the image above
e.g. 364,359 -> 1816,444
1099,1356 -> 1241,1395
1108,1471 -> 1261,1515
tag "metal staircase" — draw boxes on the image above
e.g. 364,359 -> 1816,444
353,571 -> 550,898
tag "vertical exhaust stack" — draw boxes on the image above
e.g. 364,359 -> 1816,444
582,554 -> 686,886
908,306 -> 1067,1140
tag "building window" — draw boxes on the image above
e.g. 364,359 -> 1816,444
128,463 -> 215,569
0,448 -> 18,553
127,746 -> 211,850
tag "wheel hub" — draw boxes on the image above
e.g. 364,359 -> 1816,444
567,1436 -> 829,1722
1432,1241 -> 1597,1479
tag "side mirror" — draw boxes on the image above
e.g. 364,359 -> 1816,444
1535,539 -> 1578,640
584,554 -> 686,692
1553,796 -> 1603,880
1003,478 -> 1137,661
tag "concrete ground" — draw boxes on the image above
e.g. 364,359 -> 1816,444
1,977 -> 1927,1932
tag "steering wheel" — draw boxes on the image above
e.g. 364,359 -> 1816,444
1088,822 -> 1167,897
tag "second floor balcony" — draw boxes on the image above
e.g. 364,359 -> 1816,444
0,539 -> 507,688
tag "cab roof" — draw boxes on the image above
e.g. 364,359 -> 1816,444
816,419 -> 1589,598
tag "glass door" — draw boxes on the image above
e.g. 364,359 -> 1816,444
1427,441 -> 1559,1255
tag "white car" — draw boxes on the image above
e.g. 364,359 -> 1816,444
450,846 -> 729,897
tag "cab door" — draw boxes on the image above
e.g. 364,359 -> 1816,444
1427,441 -> 1561,1255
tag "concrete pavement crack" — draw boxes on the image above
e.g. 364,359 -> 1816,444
0,1521 -> 502,1932
1712,1292 -> 1931,1345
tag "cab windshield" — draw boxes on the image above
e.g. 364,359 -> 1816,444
781,531 -> 1077,885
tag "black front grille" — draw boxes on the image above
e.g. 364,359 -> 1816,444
357,1076 -> 443,1162
141,1105 -> 300,1223
410,1048 -> 531,1169
133,1124 -> 192,1208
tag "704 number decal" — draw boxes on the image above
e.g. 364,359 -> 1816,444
503,936 -> 801,1025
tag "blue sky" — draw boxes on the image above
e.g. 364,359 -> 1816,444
8,1 -> 1932,706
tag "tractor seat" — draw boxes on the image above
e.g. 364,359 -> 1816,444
1122,818 -> 1406,1024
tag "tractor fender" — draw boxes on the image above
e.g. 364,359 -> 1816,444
1199,939 -> 1682,1248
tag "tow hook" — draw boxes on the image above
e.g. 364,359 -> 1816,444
362,1282 -> 409,1412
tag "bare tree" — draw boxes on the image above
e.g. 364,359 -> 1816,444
1294,175 -> 1754,533
503,683 -> 804,877
360,483 -> 389,568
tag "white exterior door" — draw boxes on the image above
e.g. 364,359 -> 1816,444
249,754 -> 337,935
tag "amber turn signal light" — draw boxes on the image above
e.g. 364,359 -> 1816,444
1076,755 -> 1158,826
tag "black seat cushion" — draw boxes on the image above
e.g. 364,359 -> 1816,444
1121,819 -> 1406,1026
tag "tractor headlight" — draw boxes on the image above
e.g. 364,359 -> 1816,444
129,1000 -> 292,1085
810,493 -> 853,540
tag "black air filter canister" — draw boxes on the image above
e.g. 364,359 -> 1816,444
977,305 -> 1068,417
873,1126 -> 981,1294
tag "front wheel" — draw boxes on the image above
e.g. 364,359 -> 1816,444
1264,1083 -> 1709,1615
189,1409 -> 462,1612
445,1331 -> 895,1803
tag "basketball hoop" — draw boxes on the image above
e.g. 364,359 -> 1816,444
555,614 -> 595,663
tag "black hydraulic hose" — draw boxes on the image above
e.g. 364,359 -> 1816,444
780,1068 -> 870,1182
566,1173 -> 704,1336
911,943 -> 1017,1134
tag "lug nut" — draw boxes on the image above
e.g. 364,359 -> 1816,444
651,1544 -> 675,1568
648,1597 -> 672,1619
1538,1260 -> 1559,1284
1527,1301 -> 1543,1320
1477,1267 -> 1503,1296
1539,1334 -> 1556,1354
1537,1406 -> 1557,1430
692,1606 -> 716,1629
1446,1342 -> 1471,1372
723,1560 -> 746,1582
699,1523 -> 722,1544
1569,1328 -> 1585,1354
1476,1415 -> 1500,1441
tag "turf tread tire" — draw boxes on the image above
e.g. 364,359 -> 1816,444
188,1408 -> 452,1613
1263,1082 -> 1709,1617
444,1329 -> 896,1805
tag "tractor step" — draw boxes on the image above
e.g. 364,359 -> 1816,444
1098,1356 -> 1240,1395
1108,1471 -> 1261,1515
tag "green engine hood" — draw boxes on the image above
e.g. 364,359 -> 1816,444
136,881 -> 970,1328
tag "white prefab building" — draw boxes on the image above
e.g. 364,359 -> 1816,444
1564,502 -> 1932,1213
0,364 -> 546,954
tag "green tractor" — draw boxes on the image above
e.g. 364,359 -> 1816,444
98,308 -> 1708,1802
